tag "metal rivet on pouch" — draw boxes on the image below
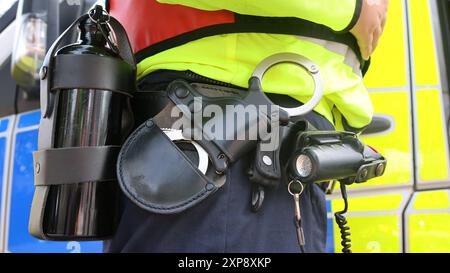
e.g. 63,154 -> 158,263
175,88 -> 189,99
145,120 -> 154,128
206,183 -> 215,191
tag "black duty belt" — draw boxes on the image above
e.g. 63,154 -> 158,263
117,53 -> 325,214
116,53 -> 387,253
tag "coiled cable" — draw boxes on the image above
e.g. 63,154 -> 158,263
334,182 -> 352,253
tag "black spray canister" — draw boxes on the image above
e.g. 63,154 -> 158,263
29,6 -> 136,240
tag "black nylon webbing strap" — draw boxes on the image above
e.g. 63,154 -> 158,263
52,54 -> 134,96
109,17 -> 137,72
33,146 -> 121,186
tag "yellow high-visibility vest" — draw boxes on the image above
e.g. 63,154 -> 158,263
136,0 -> 371,130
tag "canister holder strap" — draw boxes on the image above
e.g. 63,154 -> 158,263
40,6 -> 136,120
33,145 -> 121,186
52,54 -> 134,97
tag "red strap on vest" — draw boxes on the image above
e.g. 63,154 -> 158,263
109,0 -> 234,53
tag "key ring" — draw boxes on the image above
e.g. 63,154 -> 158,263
288,179 -> 304,196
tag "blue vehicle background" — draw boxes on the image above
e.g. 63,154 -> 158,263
2,0 -> 449,253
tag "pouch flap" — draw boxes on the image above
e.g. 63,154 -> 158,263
117,119 -> 223,214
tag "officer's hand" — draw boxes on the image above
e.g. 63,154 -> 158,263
350,0 -> 389,60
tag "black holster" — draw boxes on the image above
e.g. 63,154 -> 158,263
29,7 -> 136,241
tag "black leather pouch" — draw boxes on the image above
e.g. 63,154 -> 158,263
117,119 -> 225,214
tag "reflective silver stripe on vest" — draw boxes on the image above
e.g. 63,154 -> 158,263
297,36 -> 362,77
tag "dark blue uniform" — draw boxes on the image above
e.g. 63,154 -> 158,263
105,71 -> 334,253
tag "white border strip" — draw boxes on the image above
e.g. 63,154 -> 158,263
0,115 -> 16,253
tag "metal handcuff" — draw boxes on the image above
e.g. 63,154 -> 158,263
162,128 -> 209,175
251,52 -> 324,117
